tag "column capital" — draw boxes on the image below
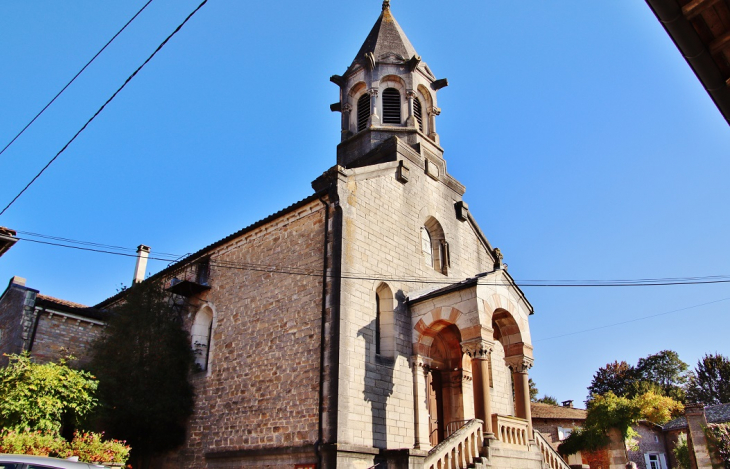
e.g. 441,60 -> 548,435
406,89 -> 417,99
412,354 -> 432,371
461,339 -> 494,359
342,103 -> 352,113
368,88 -> 379,97
505,355 -> 534,373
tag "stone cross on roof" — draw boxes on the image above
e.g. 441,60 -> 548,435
382,0 -> 390,11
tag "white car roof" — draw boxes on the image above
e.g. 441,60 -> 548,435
0,454 -> 107,468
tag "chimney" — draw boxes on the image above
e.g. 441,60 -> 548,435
133,245 -> 151,284
562,400 -> 574,408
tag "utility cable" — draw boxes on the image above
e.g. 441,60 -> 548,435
534,296 -> 730,342
15,236 -> 730,288
0,0 -> 154,159
0,0 -> 208,217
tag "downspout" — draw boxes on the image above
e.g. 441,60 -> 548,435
27,306 -> 43,353
316,196 -> 330,467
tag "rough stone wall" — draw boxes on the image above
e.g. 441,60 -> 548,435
30,312 -> 104,365
664,429 -> 683,469
490,339 -> 515,417
0,283 -> 32,363
334,146 -> 501,454
170,200 -> 328,469
627,423 -> 668,469
532,418 -> 583,451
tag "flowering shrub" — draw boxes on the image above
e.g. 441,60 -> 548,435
705,423 -> 730,468
0,429 -> 129,464
0,429 -> 66,456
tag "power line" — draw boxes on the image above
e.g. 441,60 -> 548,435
535,297 -> 730,342
15,230 -> 181,257
0,0 -> 154,159
15,236 -> 730,288
0,0 -> 208,217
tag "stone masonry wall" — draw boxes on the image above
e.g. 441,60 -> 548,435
334,144 -> 505,456
627,423 -> 668,469
169,199 -> 328,469
30,312 -> 104,366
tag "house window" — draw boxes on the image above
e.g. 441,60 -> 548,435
645,454 -> 666,469
557,427 -> 572,441
357,93 -> 370,132
414,97 -> 423,131
382,88 -> 401,124
191,306 -> 214,371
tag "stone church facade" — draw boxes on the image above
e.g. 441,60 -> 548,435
99,3 -> 567,469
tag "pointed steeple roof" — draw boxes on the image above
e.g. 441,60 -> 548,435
350,1 -> 418,69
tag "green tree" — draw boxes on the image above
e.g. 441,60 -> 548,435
529,378 -> 538,401
559,391 -> 683,456
587,361 -> 637,400
0,354 -> 97,432
88,281 -> 196,467
686,353 -> 730,405
535,395 -> 559,406
635,350 -> 688,402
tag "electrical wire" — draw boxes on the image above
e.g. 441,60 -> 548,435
14,236 -> 730,288
0,0 -> 208,217
0,0 -> 154,159
534,296 -> 730,342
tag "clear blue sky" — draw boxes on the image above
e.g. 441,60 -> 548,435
1,1 -> 728,405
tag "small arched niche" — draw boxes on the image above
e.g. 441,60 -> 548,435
191,306 -> 214,371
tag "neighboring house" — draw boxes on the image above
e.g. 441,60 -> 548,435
628,420 -> 668,469
645,0 -> 730,125
663,402 -> 730,468
0,227 -> 17,258
0,276 -> 107,366
531,401 -> 587,466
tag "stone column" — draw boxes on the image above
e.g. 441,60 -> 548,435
427,106 -> 441,144
369,88 -> 380,126
507,356 -> 534,438
412,355 -> 432,450
461,340 -> 495,438
341,103 -> 352,141
405,89 -> 416,128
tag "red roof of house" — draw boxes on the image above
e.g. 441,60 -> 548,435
531,402 -> 587,420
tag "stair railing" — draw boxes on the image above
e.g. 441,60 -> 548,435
533,429 -> 571,469
424,418 -> 483,469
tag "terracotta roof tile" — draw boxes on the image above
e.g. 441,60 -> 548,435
531,402 -> 587,420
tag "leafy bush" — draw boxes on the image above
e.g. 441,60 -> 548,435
705,423 -> 730,468
673,433 -> 691,469
0,429 -> 129,464
0,353 -> 97,432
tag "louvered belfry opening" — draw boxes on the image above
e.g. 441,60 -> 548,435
357,93 -> 370,132
414,97 -> 423,131
382,88 -> 401,124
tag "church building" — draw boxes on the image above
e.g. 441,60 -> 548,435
66,3 -> 568,468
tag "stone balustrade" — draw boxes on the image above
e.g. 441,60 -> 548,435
533,430 -> 571,469
492,414 -> 530,448
424,418 -> 484,469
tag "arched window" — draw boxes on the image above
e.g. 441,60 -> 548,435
414,97 -> 423,131
376,284 -> 396,358
357,93 -> 370,132
191,306 -> 214,371
422,217 -> 450,275
382,88 -> 401,124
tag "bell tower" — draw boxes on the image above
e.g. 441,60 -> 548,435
330,0 -> 449,169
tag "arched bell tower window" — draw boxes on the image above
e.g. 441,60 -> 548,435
422,217 -> 450,275
357,93 -> 370,132
382,88 -> 401,124
414,97 -> 423,131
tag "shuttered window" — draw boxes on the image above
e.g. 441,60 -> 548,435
414,97 -> 423,131
382,88 -> 401,124
357,93 -> 370,132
